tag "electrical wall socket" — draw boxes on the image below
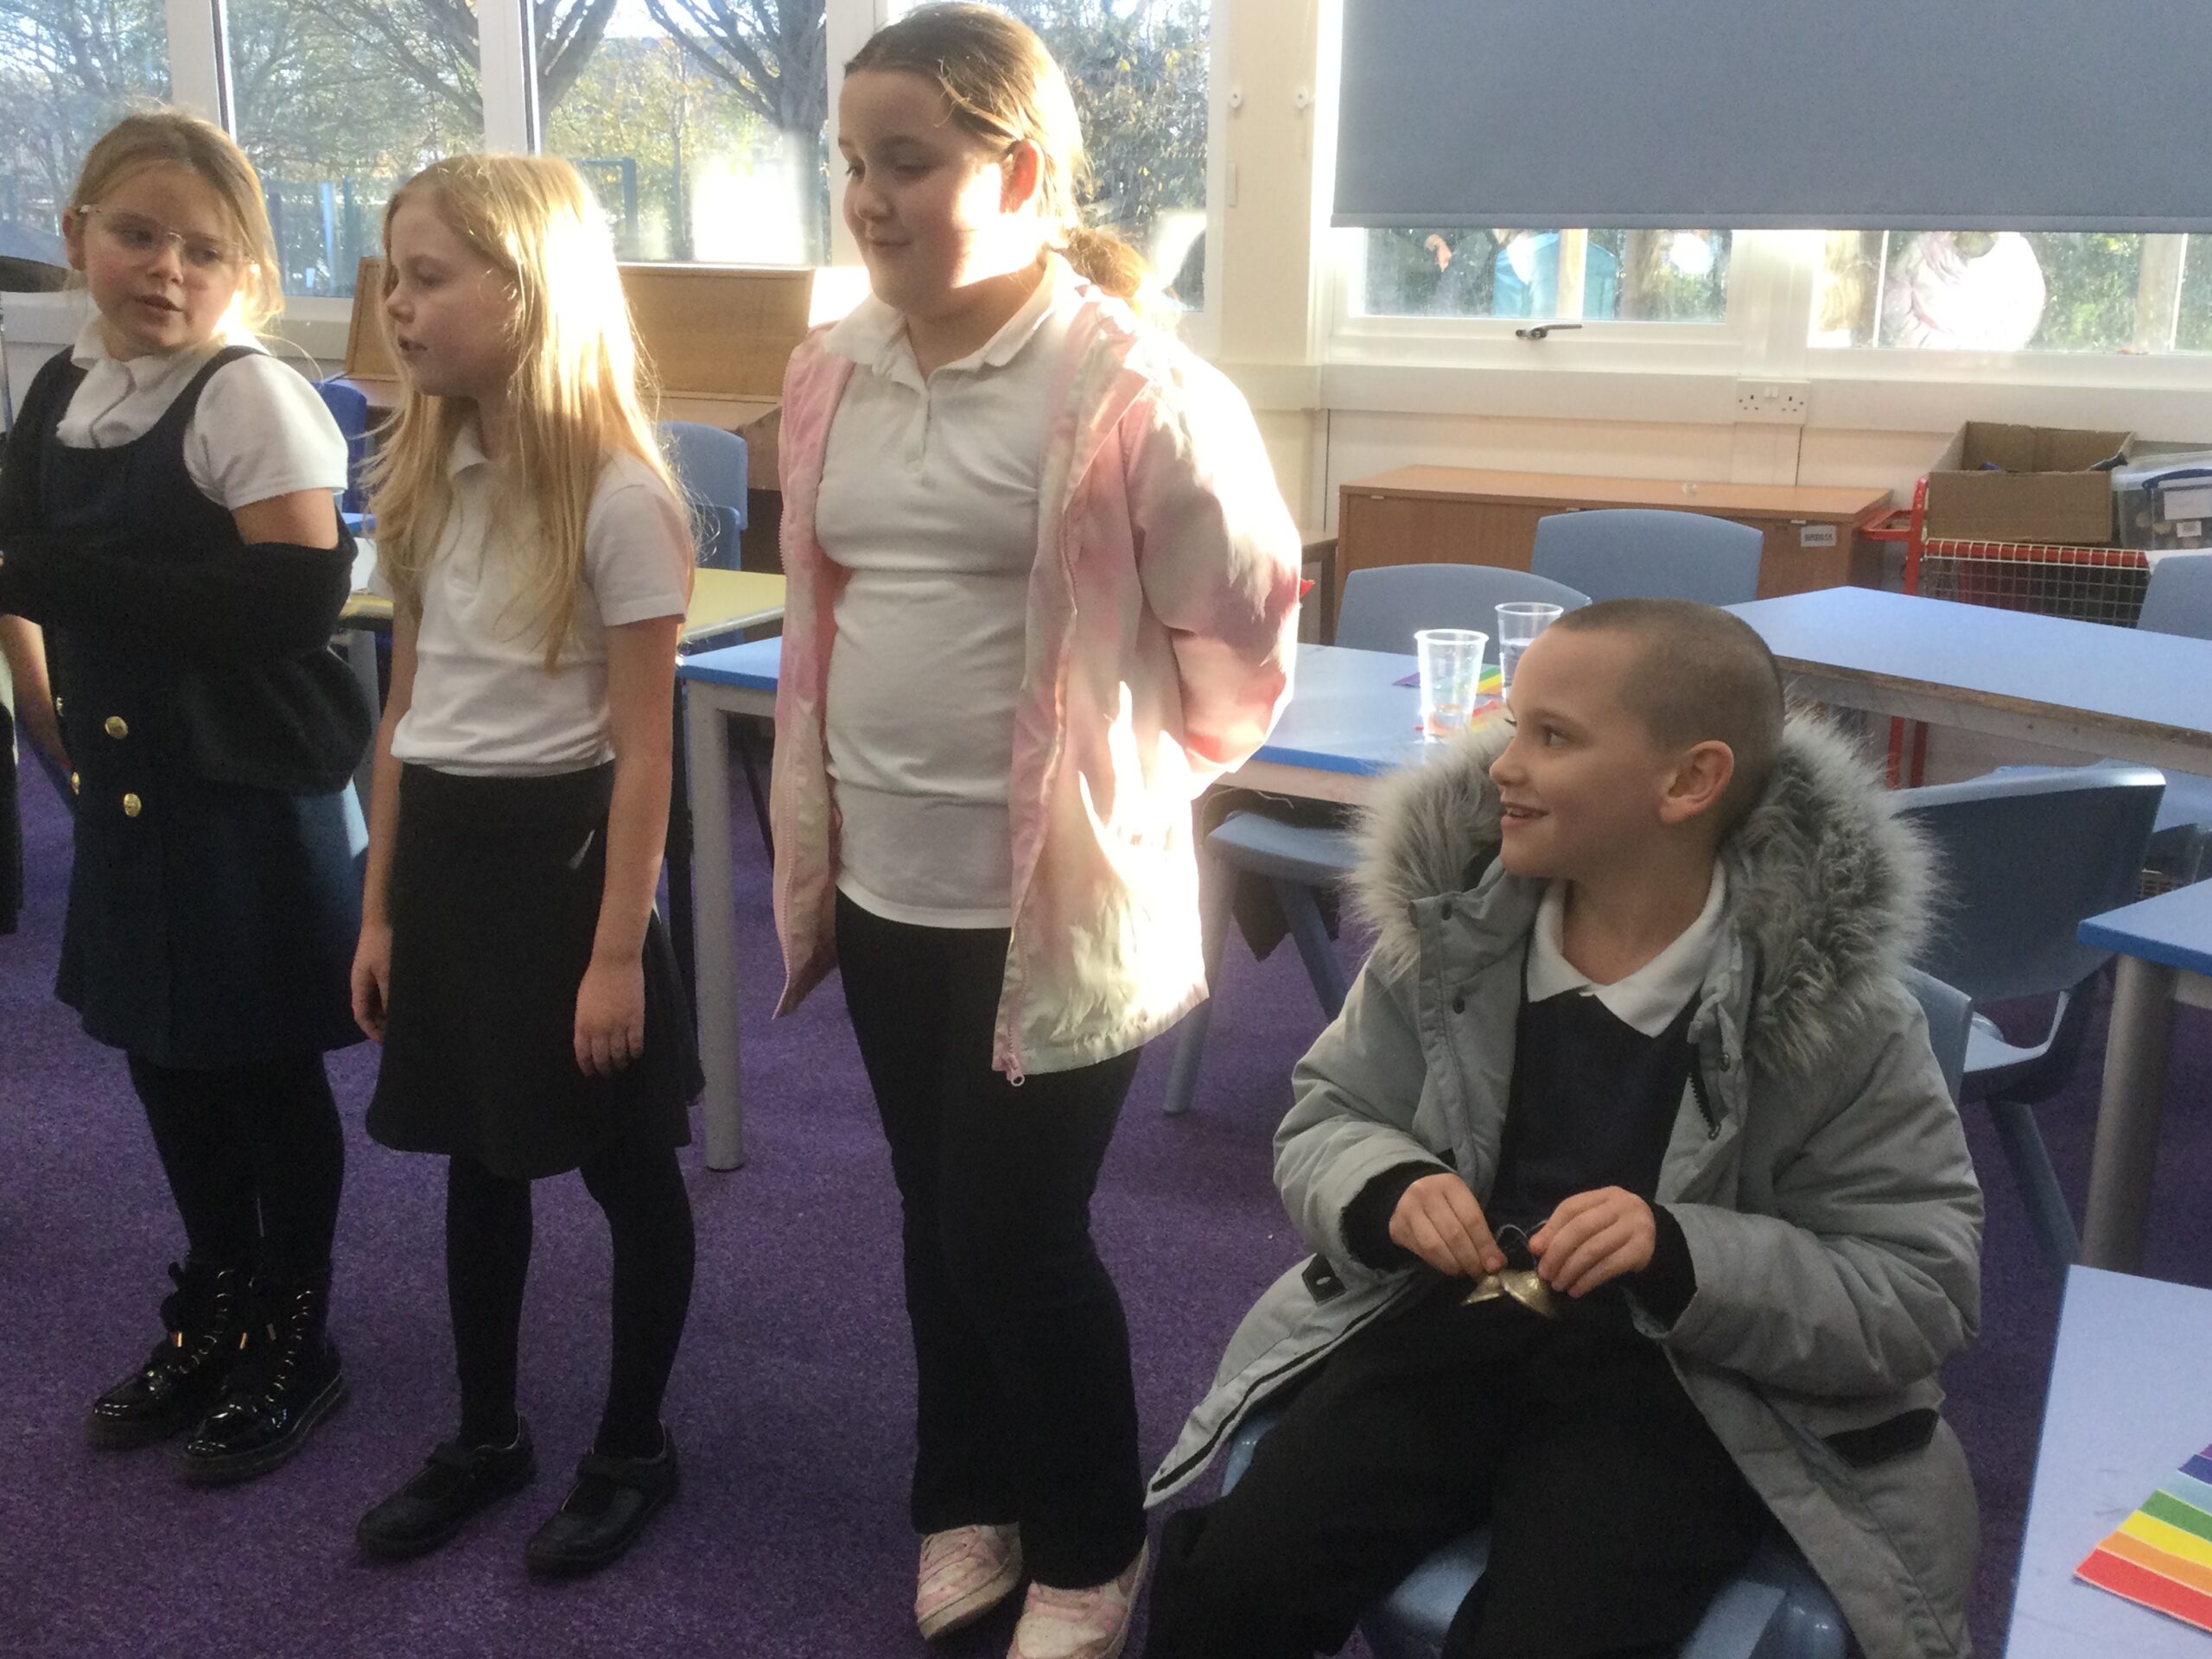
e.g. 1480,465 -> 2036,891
1733,381 -> 1809,424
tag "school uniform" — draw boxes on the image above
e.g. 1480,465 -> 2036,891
0,327 -> 369,1477
362,423 -> 701,1179
0,336 -> 369,1065
358,423 -> 699,1487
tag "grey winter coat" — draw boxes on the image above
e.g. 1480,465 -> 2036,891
1148,716 -> 1985,1659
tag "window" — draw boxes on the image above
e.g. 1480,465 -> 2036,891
544,3 -> 830,266
0,0 -> 169,271
883,0 -> 1211,308
226,0 -> 480,298
1812,231 -> 2212,356
1353,227 -> 1731,326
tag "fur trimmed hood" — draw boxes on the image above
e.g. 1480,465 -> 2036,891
1349,714 -> 1936,1080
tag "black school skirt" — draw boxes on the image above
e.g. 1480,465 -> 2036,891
365,762 -> 699,1180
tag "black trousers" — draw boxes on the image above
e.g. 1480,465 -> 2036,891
444,1140 -> 696,1459
128,1053 -> 345,1284
836,893 -> 1148,1588
1146,1292 -> 1771,1659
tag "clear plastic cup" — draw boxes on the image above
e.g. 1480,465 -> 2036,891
1415,628 -> 1488,737
1495,601 -> 1564,702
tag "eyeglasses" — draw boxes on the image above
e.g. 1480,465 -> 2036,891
79,207 -> 246,277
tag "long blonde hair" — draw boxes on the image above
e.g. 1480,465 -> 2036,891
68,110 -> 285,334
368,154 -> 683,665
846,3 -> 1154,307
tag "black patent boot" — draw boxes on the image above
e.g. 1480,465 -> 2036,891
177,1277 -> 347,1485
86,1261 -> 252,1450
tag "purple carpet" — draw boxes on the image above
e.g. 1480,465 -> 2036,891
3,753 -> 2208,1658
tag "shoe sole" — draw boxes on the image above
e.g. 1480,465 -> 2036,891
175,1373 -> 349,1488
356,1456 -> 540,1562
522,1468 -> 678,1580
917,1551 -> 1026,1642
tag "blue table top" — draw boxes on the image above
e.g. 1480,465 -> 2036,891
2079,877 -> 2212,977
1729,588 -> 2212,742
678,635 -> 781,690
2006,1266 -> 2212,1657
678,641 -> 1448,777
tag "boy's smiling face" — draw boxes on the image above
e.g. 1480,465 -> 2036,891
1488,626 -> 1698,881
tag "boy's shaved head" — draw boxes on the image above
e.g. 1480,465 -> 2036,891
1548,598 -> 1786,834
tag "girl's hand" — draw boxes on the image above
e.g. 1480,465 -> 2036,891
1530,1187 -> 1656,1298
1389,1172 -> 1507,1279
575,952 -> 646,1076
352,921 -> 393,1042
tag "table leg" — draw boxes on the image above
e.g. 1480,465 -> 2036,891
2081,955 -> 2177,1272
666,683 -> 698,1020
686,694 -> 745,1171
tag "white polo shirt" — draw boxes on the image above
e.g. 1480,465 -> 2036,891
59,321 -> 347,510
385,425 -> 694,776
818,256 -> 1083,928
1524,863 -> 1729,1035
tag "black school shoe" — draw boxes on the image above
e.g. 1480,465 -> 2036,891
357,1421 -> 539,1560
176,1278 -> 347,1484
86,1260 -> 252,1449
523,1427 -> 679,1579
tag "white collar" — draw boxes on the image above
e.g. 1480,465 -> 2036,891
70,317 -> 254,379
824,251 -> 1077,382
1524,864 -> 1728,1036
446,417 -> 492,478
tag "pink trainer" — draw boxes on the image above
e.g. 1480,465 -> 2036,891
1006,1543 -> 1148,1659
916,1522 -> 1024,1641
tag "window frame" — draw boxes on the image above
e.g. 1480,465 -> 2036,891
0,0 -> 1219,354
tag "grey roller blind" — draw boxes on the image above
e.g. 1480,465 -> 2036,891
1336,0 -> 2212,232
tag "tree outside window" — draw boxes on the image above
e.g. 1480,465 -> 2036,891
0,0 -> 168,270
1357,227 -> 1731,325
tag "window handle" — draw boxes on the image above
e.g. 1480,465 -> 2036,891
1514,322 -> 1584,340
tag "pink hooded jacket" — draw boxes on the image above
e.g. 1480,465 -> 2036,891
770,280 -> 1304,1080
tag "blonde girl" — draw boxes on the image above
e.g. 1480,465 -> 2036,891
0,111 -> 368,1483
349,155 -> 700,1578
771,7 -> 1302,1654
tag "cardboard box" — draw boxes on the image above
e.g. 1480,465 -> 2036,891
1924,422 -> 2133,545
340,257 -> 821,490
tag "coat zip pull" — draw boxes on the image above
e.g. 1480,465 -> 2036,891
1688,1059 -> 1721,1138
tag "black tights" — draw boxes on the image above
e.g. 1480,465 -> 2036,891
128,1054 -> 345,1284
445,1140 -> 695,1459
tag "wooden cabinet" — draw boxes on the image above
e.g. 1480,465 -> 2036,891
1335,467 -> 1893,613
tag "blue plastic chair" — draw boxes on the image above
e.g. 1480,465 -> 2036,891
658,420 -> 748,570
312,378 -> 372,517
2128,554 -> 2212,880
1895,766 -> 2166,1274
1197,971 -> 1967,1659
1530,507 -> 1763,606
1329,563 -> 1591,653
1160,565 -> 1591,1117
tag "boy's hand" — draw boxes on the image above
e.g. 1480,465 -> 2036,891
1389,1173 -> 1507,1278
574,951 -> 646,1076
1530,1187 -> 1656,1297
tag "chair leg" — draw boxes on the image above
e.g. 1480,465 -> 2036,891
735,718 -> 774,858
1986,1096 -> 2082,1275
1274,877 -> 1351,1020
1162,850 -> 1237,1116
665,684 -> 699,1024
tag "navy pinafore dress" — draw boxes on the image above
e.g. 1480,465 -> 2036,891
32,346 -> 367,1066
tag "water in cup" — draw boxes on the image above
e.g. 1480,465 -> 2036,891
1415,628 -> 1488,737
1495,601 -> 1565,702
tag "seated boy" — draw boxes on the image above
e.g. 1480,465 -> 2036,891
1144,600 -> 1982,1659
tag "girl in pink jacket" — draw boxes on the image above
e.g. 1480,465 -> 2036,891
770,8 -> 1301,1655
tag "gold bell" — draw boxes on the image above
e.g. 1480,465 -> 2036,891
104,715 -> 129,740
122,792 -> 143,818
